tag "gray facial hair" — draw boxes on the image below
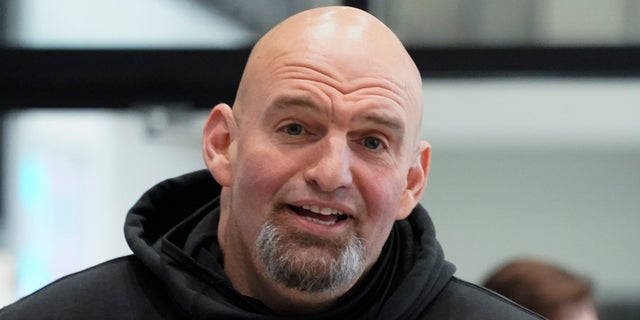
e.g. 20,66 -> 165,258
255,219 -> 365,293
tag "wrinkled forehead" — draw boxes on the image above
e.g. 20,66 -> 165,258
236,7 -> 423,134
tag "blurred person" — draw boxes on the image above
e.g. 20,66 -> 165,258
0,6 -> 544,319
483,258 -> 599,320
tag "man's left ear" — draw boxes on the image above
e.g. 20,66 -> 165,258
397,141 -> 431,220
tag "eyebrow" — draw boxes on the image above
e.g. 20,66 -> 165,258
361,112 -> 403,132
267,94 -> 405,136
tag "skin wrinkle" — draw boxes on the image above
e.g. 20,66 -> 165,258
271,52 -> 411,109
276,60 -> 409,107
264,64 -> 411,158
268,64 -> 411,137
276,58 -> 343,89
266,95 -> 406,151
263,103 -> 406,168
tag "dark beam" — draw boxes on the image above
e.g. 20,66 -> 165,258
0,49 -> 250,109
343,0 -> 368,11
2,46 -> 640,110
410,46 -> 640,78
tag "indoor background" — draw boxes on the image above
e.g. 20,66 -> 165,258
0,1 -> 638,319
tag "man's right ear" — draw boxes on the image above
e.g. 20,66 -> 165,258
202,103 -> 237,187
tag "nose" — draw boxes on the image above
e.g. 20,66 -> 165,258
303,136 -> 353,192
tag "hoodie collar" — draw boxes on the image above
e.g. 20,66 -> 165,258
124,170 -> 455,319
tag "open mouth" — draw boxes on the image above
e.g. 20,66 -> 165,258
289,205 -> 349,226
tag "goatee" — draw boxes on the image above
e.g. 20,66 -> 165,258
255,217 -> 365,293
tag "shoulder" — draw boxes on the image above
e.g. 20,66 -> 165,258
426,277 -> 546,319
0,256 -> 179,319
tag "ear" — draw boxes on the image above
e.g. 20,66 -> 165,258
202,103 -> 237,187
396,140 -> 431,220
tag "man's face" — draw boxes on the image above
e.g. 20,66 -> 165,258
223,43 -> 425,293
210,9 -> 428,296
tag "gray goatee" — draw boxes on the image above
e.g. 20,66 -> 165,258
256,219 -> 365,293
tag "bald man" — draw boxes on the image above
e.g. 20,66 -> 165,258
1,7 -> 543,319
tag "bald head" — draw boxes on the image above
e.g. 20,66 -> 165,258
233,6 -> 423,138
203,7 -> 431,309
256,6 -> 415,69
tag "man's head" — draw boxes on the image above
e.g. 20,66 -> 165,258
202,6 -> 430,313
483,259 -> 599,320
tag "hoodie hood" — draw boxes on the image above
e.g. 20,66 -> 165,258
124,170 -> 455,319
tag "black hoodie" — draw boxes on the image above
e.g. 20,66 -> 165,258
0,171 -> 544,319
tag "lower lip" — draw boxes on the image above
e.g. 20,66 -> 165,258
289,208 -> 349,236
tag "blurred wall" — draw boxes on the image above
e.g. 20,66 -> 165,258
420,78 -> 640,305
1,108 -> 206,304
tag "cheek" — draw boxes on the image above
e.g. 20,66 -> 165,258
234,142 -> 287,194
356,167 -> 406,235
234,156 -> 276,198
359,164 -> 406,215
230,141 -> 302,220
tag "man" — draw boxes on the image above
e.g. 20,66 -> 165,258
1,6 -> 544,319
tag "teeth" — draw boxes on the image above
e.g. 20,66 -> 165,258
302,205 -> 344,216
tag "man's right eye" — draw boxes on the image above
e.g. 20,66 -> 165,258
283,123 -> 304,135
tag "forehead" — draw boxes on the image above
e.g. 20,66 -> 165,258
236,11 -> 424,135
240,51 -> 422,143
280,52 -> 407,96
256,47 -> 417,112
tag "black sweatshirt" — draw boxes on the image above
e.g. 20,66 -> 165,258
0,170 -> 544,319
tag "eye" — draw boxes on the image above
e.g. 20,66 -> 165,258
362,136 -> 382,150
283,123 -> 304,135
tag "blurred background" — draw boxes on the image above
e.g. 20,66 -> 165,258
0,0 -> 638,318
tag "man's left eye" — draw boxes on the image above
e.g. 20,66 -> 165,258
362,136 -> 382,150
283,123 -> 304,135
